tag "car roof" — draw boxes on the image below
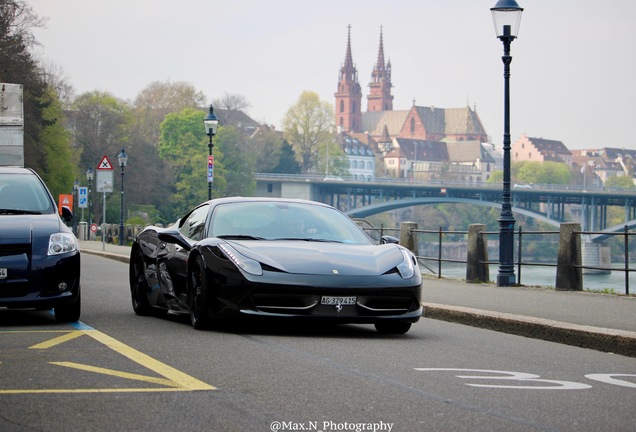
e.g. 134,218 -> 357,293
0,166 -> 37,175
206,196 -> 333,208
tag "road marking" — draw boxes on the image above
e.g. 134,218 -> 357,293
0,322 -> 216,394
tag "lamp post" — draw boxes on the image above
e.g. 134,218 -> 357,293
491,0 -> 523,287
86,167 -> 94,227
203,104 -> 219,200
117,148 -> 128,246
72,179 -> 79,235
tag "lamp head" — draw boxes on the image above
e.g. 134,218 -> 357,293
117,148 -> 128,168
491,0 -> 523,39
203,104 -> 220,137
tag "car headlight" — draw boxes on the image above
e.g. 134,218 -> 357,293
219,244 -> 263,276
396,248 -> 416,279
48,233 -> 78,256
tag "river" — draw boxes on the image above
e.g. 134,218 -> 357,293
419,260 -> 634,295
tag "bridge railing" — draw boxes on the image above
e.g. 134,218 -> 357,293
360,224 -> 634,294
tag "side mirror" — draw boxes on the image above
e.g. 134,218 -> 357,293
158,229 -> 193,251
60,206 -> 73,223
380,235 -> 400,245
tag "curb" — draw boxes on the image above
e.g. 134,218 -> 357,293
423,302 -> 636,358
81,249 -> 130,265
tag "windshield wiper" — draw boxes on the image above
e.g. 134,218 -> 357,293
273,237 -> 342,243
217,235 -> 266,240
0,209 -> 42,215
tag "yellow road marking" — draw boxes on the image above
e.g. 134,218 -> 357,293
51,362 -> 181,387
0,327 -> 216,394
29,331 -> 85,349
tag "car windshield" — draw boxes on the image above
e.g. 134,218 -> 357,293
0,173 -> 55,214
211,201 -> 373,245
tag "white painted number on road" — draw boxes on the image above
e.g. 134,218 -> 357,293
585,374 -> 636,388
415,368 -> 592,390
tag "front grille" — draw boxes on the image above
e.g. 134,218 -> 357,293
0,243 -> 30,258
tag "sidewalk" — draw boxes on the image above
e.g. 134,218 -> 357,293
79,240 -> 636,357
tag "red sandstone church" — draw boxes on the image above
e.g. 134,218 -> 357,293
334,26 -> 494,181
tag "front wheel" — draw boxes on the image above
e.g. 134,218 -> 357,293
188,255 -> 213,330
55,289 -> 81,323
130,248 -> 152,316
374,321 -> 411,335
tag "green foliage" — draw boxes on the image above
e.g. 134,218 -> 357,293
282,91 -> 335,173
486,171 -> 503,183
38,87 -> 76,198
515,161 -> 571,185
605,175 -> 634,189
215,126 -> 255,196
314,140 -> 350,177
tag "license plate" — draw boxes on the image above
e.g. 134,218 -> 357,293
0,268 -> 6,279
321,296 -> 356,306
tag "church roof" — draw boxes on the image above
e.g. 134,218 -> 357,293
362,110 -> 409,135
362,106 -> 487,137
393,138 -> 449,162
445,141 -> 496,163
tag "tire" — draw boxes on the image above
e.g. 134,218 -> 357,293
188,255 -> 213,330
374,321 -> 412,335
130,248 -> 152,316
55,289 -> 81,323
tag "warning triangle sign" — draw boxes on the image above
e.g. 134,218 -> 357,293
97,155 -> 114,170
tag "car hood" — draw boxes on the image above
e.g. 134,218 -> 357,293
0,213 -> 65,244
227,240 -> 405,276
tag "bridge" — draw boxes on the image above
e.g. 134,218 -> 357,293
254,173 -> 636,233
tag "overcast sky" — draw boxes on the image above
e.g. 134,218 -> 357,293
27,0 -> 636,151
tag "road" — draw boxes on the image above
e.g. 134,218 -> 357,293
0,254 -> 634,432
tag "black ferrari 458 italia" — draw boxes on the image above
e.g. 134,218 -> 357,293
129,197 -> 422,334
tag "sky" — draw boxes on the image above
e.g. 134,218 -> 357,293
26,0 -> 636,151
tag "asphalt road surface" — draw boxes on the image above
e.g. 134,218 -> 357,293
0,254 -> 634,432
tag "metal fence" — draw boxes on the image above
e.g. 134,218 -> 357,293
362,225 -> 635,295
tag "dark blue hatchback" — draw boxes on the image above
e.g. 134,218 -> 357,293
0,167 -> 81,322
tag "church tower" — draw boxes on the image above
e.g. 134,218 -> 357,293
367,27 -> 393,112
335,25 -> 363,133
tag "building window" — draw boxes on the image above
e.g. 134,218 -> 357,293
410,118 -> 415,133
340,100 -> 344,113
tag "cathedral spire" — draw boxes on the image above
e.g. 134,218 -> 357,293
335,25 -> 362,132
367,26 -> 393,112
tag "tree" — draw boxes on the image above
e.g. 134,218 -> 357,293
272,140 -> 301,174
159,108 -> 227,217
132,80 -> 206,148
0,1 -> 77,198
515,161 -> 571,185
213,92 -> 251,113
605,175 -> 634,189
71,91 -> 132,224
37,86 -> 75,198
282,91 -> 334,173
215,126 -> 255,197
313,139 -> 349,177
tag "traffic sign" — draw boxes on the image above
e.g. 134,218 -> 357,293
78,187 -> 88,208
97,155 -> 114,170
58,194 -> 73,215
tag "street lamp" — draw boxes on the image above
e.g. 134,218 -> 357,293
117,148 -> 128,246
72,179 -> 79,235
203,104 -> 219,200
86,167 -> 94,228
491,0 -> 523,287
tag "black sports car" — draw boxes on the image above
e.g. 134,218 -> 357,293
0,167 -> 81,322
129,197 -> 422,334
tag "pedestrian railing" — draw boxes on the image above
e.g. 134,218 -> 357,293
361,224 -> 634,294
